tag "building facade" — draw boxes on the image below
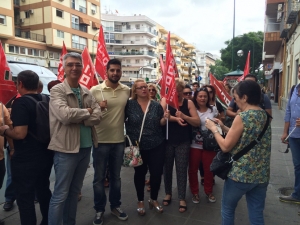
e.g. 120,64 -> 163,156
195,50 -> 217,84
0,0 -> 101,74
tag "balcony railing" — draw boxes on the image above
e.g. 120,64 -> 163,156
72,23 -> 87,32
265,18 -> 280,32
14,0 -> 20,6
105,39 -> 156,46
108,51 -> 157,57
287,0 -> 300,24
15,28 -> 46,42
280,17 -> 289,38
123,63 -> 154,68
72,42 -> 86,50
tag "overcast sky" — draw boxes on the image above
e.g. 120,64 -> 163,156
100,0 -> 265,57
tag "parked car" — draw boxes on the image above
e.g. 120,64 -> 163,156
0,61 -> 57,105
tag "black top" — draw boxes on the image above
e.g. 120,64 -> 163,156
11,94 -> 49,162
215,101 -> 224,113
125,99 -> 164,150
168,98 -> 192,144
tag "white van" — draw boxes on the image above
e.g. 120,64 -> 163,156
8,61 -> 57,95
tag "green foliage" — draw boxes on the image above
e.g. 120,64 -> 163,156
220,31 -> 263,72
209,60 -> 230,80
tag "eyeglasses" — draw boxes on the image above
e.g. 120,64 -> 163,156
66,63 -> 83,68
148,88 -> 156,92
136,86 -> 148,90
183,92 -> 192,96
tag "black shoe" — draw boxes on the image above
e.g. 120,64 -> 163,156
0,219 -> 4,225
3,201 -> 14,211
279,195 -> 300,204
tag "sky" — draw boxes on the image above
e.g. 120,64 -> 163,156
100,0 -> 265,57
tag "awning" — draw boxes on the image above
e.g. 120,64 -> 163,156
79,17 -> 90,25
92,21 -> 100,29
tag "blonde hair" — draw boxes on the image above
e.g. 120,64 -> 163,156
131,79 -> 150,100
147,83 -> 157,92
175,78 -> 185,91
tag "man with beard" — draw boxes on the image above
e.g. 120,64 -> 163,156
91,59 -> 130,225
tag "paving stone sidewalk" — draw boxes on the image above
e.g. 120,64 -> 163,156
0,101 -> 299,224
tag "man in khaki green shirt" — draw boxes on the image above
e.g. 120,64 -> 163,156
90,59 -> 130,225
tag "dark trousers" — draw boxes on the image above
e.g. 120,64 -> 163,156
134,141 -> 165,201
11,150 -> 53,225
0,158 -> 5,189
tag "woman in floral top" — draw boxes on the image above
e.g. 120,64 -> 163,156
206,80 -> 271,225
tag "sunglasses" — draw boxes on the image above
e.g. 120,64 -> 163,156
183,92 -> 192,96
148,88 -> 156,92
197,87 -> 208,92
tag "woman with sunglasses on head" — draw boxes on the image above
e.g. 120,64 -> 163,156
206,80 -> 271,225
161,78 -> 200,213
183,85 -> 193,100
188,87 -> 219,204
125,79 -> 170,216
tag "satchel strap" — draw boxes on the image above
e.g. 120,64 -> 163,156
231,111 -> 271,162
138,101 -> 150,144
125,135 -> 133,146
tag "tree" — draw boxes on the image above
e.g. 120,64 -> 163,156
209,59 -> 230,80
220,31 -> 263,72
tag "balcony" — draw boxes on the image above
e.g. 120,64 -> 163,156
122,63 -> 154,68
72,43 -> 86,50
104,27 -> 157,36
15,28 -> 46,42
287,0 -> 300,24
105,39 -> 156,47
280,17 -> 289,38
265,18 -> 280,32
72,23 -> 87,32
108,51 -> 157,57
71,3 -> 87,14
14,0 -> 20,6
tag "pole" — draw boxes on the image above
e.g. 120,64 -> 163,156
92,31 -> 99,63
231,0 -> 235,71
253,40 -> 255,73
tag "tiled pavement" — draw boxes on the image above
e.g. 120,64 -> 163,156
0,101 -> 299,225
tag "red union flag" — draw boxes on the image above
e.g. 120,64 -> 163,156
161,32 -> 179,110
237,51 -> 250,82
57,41 -> 67,82
80,47 -> 98,89
95,26 -> 110,80
210,73 -> 232,107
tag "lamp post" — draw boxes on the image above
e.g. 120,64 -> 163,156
92,31 -> 99,63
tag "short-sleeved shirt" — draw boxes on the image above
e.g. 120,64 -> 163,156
11,94 -> 49,161
125,99 -> 164,150
91,82 -> 130,143
71,87 -> 92,148
228,110 -> 271,183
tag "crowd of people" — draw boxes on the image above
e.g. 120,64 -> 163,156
0,51 -> 299,225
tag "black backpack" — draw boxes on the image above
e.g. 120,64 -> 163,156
23,95 -> 50,144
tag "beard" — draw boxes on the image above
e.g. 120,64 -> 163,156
108,76 -> 120,84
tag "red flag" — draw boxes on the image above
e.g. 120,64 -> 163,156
210,73 -> 232,107
95,26 -> 110,80
237,51 -> 250,82
161,32 -> 179,110
0,43 -> 17,104
80,47 -> 98,89
57,41 -> 67,82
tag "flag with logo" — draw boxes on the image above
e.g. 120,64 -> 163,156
161,32 -> 179,110
237,51 -> 250,82
57,41 -> 67,82
95,26 -> 110,80
80,47 -> 99,89
210,73 -> 232,107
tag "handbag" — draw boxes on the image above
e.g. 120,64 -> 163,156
210,112 -> 271,180
123,101 -> 150,167
202,129 -> 221,151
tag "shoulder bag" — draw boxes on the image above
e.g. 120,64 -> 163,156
210,111 -> 271,180
123,101 -> 150,167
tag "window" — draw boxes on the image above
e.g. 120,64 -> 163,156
25,11 -> 30,18
72,34 -> 86,50
56,9 -> 63,18
135,36 -> 140,41
72,15 -> 79,30
8,45 -> 19,54
57,30 -> 64,38
33,49 -> 39,56
53,52 -> 59,59
135,24 -> 140,29
49,52 -> 54,59
20,47 -> 26,54
0,15 -> 6,25
28,48 -> 33,55
91,4 -> 97,13
39,50 -> 45,57
126,59 -> 130,64
93,40 -> 97,47
135,59 -> 140,63
126,24 -> 131,30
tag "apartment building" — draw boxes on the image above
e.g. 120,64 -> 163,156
262,0 -> 300,109
195,50 -> 217,84
0,0 -> 101,74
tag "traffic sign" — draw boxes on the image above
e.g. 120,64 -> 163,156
198,76 -> 202,81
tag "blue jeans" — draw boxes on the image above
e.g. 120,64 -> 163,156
289,137 -> 300,200
222,178 -> 268,225
5,146 -> 16,202
93,142 -> 124,212
48,147 -> 91,225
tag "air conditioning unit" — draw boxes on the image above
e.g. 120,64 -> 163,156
79,8 -> 83,12
91,9 -> 96,14
29,9 -> 34,14
20,18 -> 25,23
